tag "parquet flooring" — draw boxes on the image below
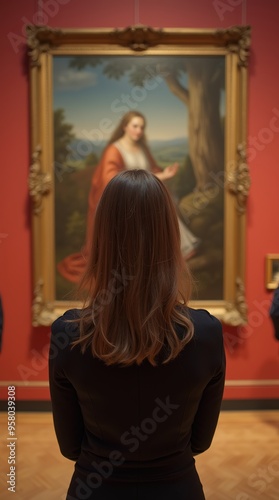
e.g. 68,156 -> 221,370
0,411 -> 278,499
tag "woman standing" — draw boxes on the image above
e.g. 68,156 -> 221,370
57,111 -> 199,283
270,272 -> 279,340
50,170 -> 226,500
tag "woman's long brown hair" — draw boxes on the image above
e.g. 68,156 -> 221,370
72,170 -> 194,366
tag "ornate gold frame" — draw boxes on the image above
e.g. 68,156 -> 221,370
27,25 -> 251,326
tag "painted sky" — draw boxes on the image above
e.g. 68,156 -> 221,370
53,56 -> 225,142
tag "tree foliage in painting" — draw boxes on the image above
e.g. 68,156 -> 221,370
54,108 -> 75,164
54,110 -> 97,260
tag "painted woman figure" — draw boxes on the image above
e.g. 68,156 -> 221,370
58,110 -> 200,283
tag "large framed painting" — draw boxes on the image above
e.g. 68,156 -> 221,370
27,25 -> 251,326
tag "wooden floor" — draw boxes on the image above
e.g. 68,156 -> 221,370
0,411 -> 278,499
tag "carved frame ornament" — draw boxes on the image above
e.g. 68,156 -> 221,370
27,25 -> 251,326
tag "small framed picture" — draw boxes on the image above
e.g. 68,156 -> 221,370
266,254 -> 279,289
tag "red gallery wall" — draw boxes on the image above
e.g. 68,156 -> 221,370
0,0 -> 279,402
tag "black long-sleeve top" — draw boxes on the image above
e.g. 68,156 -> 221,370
270,286 -> 279,340
49,307 -> 225,483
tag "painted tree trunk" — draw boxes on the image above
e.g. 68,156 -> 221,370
165,59 -> 224,191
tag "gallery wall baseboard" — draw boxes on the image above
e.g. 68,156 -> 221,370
0,380 -> 278,387
0,399 -> 278,412
0,381 -> 49,387
221,399 -> 279,411
0,400 -> 52,411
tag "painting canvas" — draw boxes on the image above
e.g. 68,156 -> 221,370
53,55 -> 225,301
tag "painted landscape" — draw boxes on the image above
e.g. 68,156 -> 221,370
54,54 -> 225,301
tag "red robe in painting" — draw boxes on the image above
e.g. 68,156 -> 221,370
57,144 -> 160,283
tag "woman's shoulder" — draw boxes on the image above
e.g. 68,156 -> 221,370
104,142 -> 123,157
100,143 -> 125,168
50,310 -> 82,368
188,307 -> 222,326
51,309 -> 81,336
187,307 -> 223,343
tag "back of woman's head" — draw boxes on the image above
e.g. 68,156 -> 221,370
75,170 -> 193,365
